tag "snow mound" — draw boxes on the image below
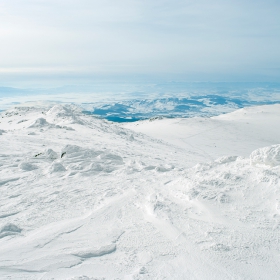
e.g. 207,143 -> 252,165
61,145 -> 124,174
250,144 -> 280,166
155,164 -> 174,172
61,145 -> 100,158
49,162 -> 66,173
19,162 -> 38,171
28,118 -> 50,128
214,155 -> 238,164
47,104 -> 84,125
45,148 -> 59,160
33,148 -> 60,160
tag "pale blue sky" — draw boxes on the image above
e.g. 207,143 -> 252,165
1,0 -> 280,84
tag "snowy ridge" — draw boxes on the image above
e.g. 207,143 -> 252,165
0,103 -> 280,279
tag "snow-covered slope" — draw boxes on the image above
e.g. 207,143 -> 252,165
0,103 -> 280,279
124,104 -> 280,164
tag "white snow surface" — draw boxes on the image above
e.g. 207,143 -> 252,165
0,103 -> 280,279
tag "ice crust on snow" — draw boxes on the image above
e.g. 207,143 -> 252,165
0,103 -> 280,279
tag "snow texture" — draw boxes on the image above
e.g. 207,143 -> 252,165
0,103 -> 280,279
250,145 -> 280,166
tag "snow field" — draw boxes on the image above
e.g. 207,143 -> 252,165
0,103 -> 280,279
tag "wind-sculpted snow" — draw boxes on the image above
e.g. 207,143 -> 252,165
0,103 -> 280,279
0,223 -> 22,239
59,145 -> 124,175
29,117 -> 50,128
47,104 -> 84,125
250,144 -> 280,167
73,244 -> 117,258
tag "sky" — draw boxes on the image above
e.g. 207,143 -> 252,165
1,0 -> 280,86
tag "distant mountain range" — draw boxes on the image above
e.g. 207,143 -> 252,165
1,82 -> 280,121
84,96 -> 280,122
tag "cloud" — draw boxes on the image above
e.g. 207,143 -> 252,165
0,0 -> 280,82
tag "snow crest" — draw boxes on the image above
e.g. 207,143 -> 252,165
250,144 -> 280,166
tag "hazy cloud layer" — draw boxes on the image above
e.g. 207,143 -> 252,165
1,0 -> 280,83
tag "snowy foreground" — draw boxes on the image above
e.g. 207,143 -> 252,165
0,103 -> 280,279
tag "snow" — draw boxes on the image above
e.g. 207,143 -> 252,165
0,103 -> 280,279
250,145 -> 280,167
124,104 -> 280,163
